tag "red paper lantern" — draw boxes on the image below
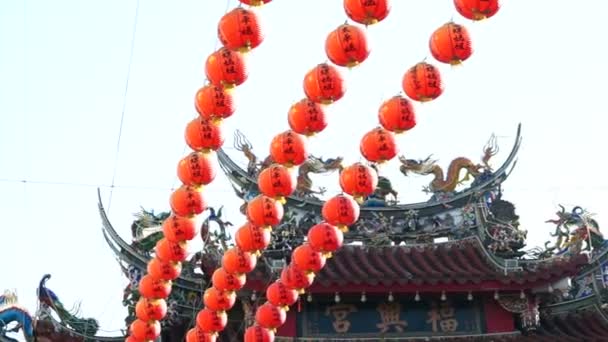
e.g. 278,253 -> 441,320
292,243 -> 327,273
186,327 -> 217,342
402,62 -> 443,102
130,319 -> 161,341
195,84 -> 236,122
322,194 -> 360,231
203,287 -> 237,312
212,268 -> 247,292
360,127 -> 398,163
177,152 -> 217,187
196,309 -> 228,334
429,22 -> 473,65
280,264 -> 315,293
244,325 -> 275,342
266,281 -> 299,309
255,302 -> 287,330
257,164 -> 296,200
246,195 -> 284,227
240,0 -> 272,5
378,95 -> 416,133
185,118 -> 225,152
170,186 -> 206,217
339,162 -> 379,201
205,47 -> 248,89
147,257 -> 182,281
344,0 -> 391,25
235,222 -> 272,254
307,222 -> 344,255
287,98 -> 328,136
162,215 -> 197,242
218,8 -> 264,52
135,298 -> 167,321
325,24 -> 370,67
303,63 -> 346,104
156,238 -> 188,263
454,0 -> 500,20
269,130 -> 308,167
222,247 -> 257,274
138,275 -> 171,299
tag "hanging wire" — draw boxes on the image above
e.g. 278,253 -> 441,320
107,0 -> 141,214
170,0 -> 235,192
0,178 -> 241,194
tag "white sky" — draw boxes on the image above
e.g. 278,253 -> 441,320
1,0 -> 607,338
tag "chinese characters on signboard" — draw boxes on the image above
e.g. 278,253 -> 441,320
298,297 -> 481,337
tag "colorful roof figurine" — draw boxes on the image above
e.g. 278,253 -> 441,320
1,275 -> 112,342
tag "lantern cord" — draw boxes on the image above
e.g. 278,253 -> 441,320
107,0 -> 141,214
170,0 -> 235,191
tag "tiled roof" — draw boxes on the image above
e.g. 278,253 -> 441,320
252,238 -> 588,289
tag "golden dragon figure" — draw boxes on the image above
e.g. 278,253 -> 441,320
234,130 -> 259,176
234,130 -> 294,174
398,134 -> 499,193
234,130 -> 343,197
295,156 -> 344,196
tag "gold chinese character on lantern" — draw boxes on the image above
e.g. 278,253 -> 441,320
325,304 -> 357,333
426,301 -> 459,333
376,302 -> 408,333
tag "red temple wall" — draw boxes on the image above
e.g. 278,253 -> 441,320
277,308 -> 297,337
483,298 -> 514,333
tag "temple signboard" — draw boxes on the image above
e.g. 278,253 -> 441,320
298,298 -> 482,338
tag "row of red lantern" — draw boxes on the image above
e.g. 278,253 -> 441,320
403,0 -> 501,103
237,0 -> 390,342
243,0 -> 502,339
363,1 -> 502,171
245,0 -> 503,339
184,4 -> 269,342
242,170 -> 381,339
241,1 -> 394,341
244,162 -> 388,340
182,2 -> 344,341
401,21 -> 470,104
454,0 -> 500,21
126,2 -> 268,342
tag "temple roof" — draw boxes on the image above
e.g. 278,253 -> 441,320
252,237 -> 588,291
528,309 -> 608,341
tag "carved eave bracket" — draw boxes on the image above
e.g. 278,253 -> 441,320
497,295 -> 540,331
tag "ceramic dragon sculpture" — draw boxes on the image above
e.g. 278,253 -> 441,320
234,129 -> 344,198
0,291 -> 34,342
398,134 -> 499,194
542,205 -> 605,255
363,164 -> 399,206
130,208 -> 170,253
1,275 -> 99,342
295,156 -> 344,197
197,206 -> 233,278
234,130 -> 260,176
37,274 -> 100,336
